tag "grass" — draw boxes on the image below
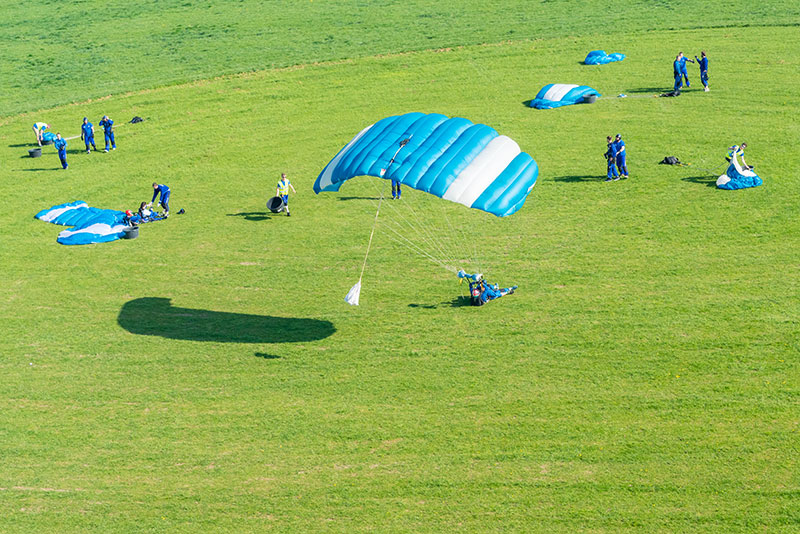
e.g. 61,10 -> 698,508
1,9 -> 799,534
2,0 -> 800,116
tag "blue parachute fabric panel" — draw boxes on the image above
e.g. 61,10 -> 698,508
472,156 -> 539,217
716,163 -> 763,190
528,84 -> 602,110
314,112 -> 539,217
584,50 -> 626,65
35,200 -> 163,245
397,117 -> 474,189
41,131 -> 57,142
421,124 -> 497,196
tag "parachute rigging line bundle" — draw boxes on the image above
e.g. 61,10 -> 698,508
315,112 -> 539,304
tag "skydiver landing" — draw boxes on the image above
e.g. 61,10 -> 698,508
458,270 -> 517,306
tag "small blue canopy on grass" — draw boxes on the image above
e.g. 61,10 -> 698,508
527,84 -> 601,109
716,161 -> 763,190
35,200 -> 165,245
584,50 -> 626,65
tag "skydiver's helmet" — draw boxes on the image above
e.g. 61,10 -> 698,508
125,210 -> 133,217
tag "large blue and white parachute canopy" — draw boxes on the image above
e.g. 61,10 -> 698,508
716,158 -> 763,190
527,84 -> 601,109
584,50 -> 626,65
313,112 -> 538,217
35,201 -> 128,245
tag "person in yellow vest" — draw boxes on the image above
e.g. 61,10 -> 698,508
276,173 -> 297,217
726,143 -> 749,169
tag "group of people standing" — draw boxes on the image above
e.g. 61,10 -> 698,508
604,133 -> 629,181
673,51 -> 709,93
32,115 -> 117,170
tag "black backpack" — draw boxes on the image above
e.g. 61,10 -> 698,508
659,156 -> 681,165
130,116 -> 144,124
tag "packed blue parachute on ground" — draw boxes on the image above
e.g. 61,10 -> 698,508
527,84 -> 601,109
584,50 -> 626,65
35,200 -> 164,245
716,159 -> 763,190
313,112 -> 539,217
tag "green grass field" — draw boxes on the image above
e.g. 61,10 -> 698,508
1,3 -> 799,533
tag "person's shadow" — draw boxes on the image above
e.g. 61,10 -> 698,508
551,175 -> 603,183
408,296 -> 473,309
118,297 -> 335,343
681,176 -> 718,188
227,212 -> 272,221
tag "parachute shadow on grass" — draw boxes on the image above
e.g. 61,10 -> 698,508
337,196 -> 382,201
681,176 -> 718,188
118,298 -> 335,343
226,212 -> 272,221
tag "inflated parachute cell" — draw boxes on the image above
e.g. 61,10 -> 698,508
527,84 -> 601,109
584,50 -> 626,65
314,113 -> 539,217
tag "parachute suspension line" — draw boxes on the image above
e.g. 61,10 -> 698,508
367,180 -> 459,271
398,196 -> 461,270
379,220 -> 457,273
358,182 -> 386,284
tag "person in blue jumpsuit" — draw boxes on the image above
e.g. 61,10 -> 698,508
149,183 -> 171,216
80,117 -> 97,153
391,179 -> 402,200
53,133 -> 68,169
276,173 -> 297,217
614,134 -> 629,179
457,270 -> 517,305
673,54 -> 683,92
678,52 -> 694,87
604,135 -> 619,182
695,51 -> 709,91
98,115 -> 116,152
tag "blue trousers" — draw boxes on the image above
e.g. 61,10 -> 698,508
607,159 -> 619,178
84,135 -> 96,151
159,192 -> 170,211
700,71 -> 708,87
391,180 -> 401,198
681,69 -> 690,86
58,150 -> 68,169
104,131 -> 116,150
674,74 -> 683,91
617,156 -> 628,176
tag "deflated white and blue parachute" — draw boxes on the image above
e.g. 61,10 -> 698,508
716,158 -> 763,190
527,84 -> 601,109
313,112 -> 538,217
584,50 -> 626,65
35,201 -> 164,245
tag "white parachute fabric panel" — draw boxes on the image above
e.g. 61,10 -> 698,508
344,281 -> 361,306
36,201 -> 88,223
317,124 -> 375,191
442,136 -> 520,208
543,84 -> 578,101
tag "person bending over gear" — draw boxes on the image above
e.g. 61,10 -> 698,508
726,143 -> 750,169
33,122 -> 49,146
148,183 -> 171,216
276,173 -> 297,217
604,135 -> 619,182
458,270 -> 517,306
80,117 -> 97,153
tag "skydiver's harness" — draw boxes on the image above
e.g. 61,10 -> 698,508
468,280 -> 485,306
